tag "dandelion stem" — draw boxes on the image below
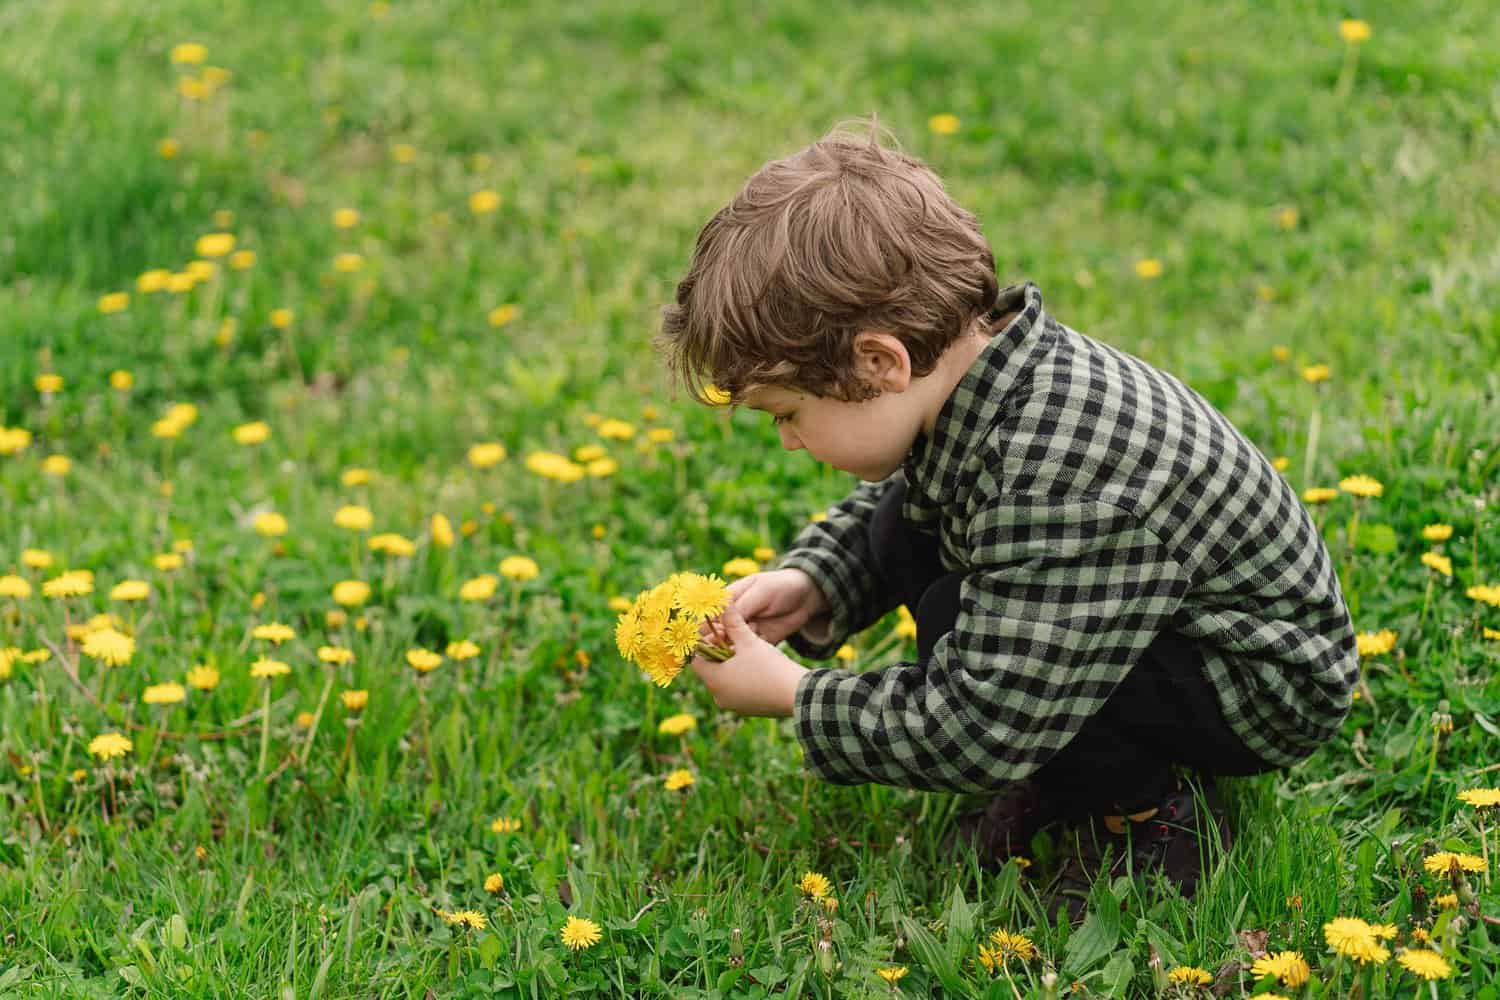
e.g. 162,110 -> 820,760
1418,575 -> 1435,630
1303,401 -> 1321,488
300,667 -> 335,767
417,678 -> 434,778
256,682 -> 271,776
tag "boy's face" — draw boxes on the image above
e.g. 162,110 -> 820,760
738,329 -> 936,482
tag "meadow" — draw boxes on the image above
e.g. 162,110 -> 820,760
2,0 -> 1499,996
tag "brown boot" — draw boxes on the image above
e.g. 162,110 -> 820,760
1045,777 -> 1231,924
943,778 -> 1059,870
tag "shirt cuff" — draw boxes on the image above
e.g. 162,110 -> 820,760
777,549 -> 858,660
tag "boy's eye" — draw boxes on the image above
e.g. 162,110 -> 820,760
772,413 -> 792,426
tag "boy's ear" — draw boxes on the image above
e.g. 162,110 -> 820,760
851,332 -> 912,393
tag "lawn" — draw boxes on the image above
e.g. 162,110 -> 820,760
2,0 -> 1499,996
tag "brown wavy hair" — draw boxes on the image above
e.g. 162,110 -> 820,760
657,114 -> 999,404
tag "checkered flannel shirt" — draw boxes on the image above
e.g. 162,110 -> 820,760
778,281 -> 1358,792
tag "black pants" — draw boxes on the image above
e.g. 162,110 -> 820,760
869,477 -> 1273,816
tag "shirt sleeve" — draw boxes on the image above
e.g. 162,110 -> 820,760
775,475 -> 902,660
791,493 -> 1192,791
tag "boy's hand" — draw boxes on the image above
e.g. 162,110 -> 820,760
690,602 -> 806,718
724,568 -> 830,646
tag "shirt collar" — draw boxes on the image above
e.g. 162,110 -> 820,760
901,281 -> 1052,515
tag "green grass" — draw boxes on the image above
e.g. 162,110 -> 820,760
2,0 -> 1499,996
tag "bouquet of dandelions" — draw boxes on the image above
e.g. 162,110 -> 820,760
615,572 -> 734,686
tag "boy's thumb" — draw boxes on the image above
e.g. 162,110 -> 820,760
719,601 -> 759,643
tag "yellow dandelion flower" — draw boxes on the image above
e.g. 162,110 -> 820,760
638,638 -> 685,687
1355,629 -> 1397,656
42,454 -> 71,476
0,427 -> 34,455
664,616 -> 701,659
646,427 -> 674,444
439,909 -> 487,930
341,467 -> 373,487
722,557 -> 760,578
673,573 -> 728,621
82,628 -> 135,666
332,580 -> 371,606
195,232 -> 235,258
251,622 -> 296,643
153,552 -> 184,572
597,418 -> 635,441
88,732 -> 133,760
142,682 -> 186,705
98,292 -> 130,314
332,252 -> 363,273
1301,363 -> 1331,383
446,640 -> 480,661
1275,207 -> 1299,231
1323,917 -> 1389,964
1434,893 -> 1458,908
406,648 -> 443,673
894,605 -> 917,640
1397,949 -> 1450,980
875,966 -> 908,984
573,444 -> 606,463
253,512 -> 288,537
460,574 -> 498,601
391,142 -> 416,163
927,113 -> 960,135
1369,923 -> 1398,940
798,872 -> 831,899
269,308 -> 294,329
1424,851 -> 1486,875
1458,788 -> 1500,808
157,137 -> 180,159
317,645 -> 355,665
484,873 -> 504,893
468,441 -> 507,468
1134,258 -> 1164,280
331,207 -> 360,229
1302,487 -> 1339,504
560,915 -> 601,951
1421,551 -> 1453,577
0,575 -> 32,599
170,41 -> 207,64
341,689 -> 369,711
487,304 -> 520,327
835,644 -> 857,662
1470,584 -> 1500,607
664,769 -> 695,791
1250,951 -> 1310,988
232,421 -> 270,445
228,249 -> 256,270
367,533 -> 415,557
333,505 -> 374,531
469,190 -> 501,214
250,658 -> 290,679
109,369 -> 133,391
1338,474 -> 1383,498
657,713 -> 697,736
490,816 -> 521,833
499,555 -> 539,581
1272,455 -> 1290,472
35,373 -> 63,393
988,930 -> 1038,961
186,664 -> 220,690
1422,523 -> 1453,542
1339,19 -> 1371,44
137,269 -> 170,293
1167,967 -> 1212,986
430,513 -> 455,548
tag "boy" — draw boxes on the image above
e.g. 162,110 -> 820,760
656,119 -> 1358,918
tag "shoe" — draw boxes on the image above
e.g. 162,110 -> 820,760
942,778 -> 1060,870
1045,776 -> 1231,924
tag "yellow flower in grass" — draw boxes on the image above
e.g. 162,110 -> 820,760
459,574 -> 498,602
334,505 -> 374,531
1424,851 -> 1486,875
835,644 -> 857,662
1301,364 -> 1331,384
1421,551 -> 1452,577
233,421 -> 271,446
186,664 -> 220,690
1369,923 -> 1398,940
1250,951 -> 1310,988
646,427 -> 674,444
1323,917 -> 1389,964
597,418 -> 635,441
481,873 -> 505,894
894,605 -> 917,640
524,451 -> 585,481
332,580 -> 370,606
586,457 -> 617,478
1355,629 -> 1397,657
157,138 -> 180,159
269,308 -> 294,329
987,930 -> 1038,962
1434,893 -> 1458,908
143,682 -> 186,705
195,233 -> 235,258
927,113 -> 960,135
487,304 -> 520,328
468,441 -> 507,468
875,967 -> 908,984
430,513 -> 455,548
798,872 -> 831,899
1459,788 -> 1500,808
229,250 -> 256,270
663,768 -> 695,791
391,142 -> 417,163
332,207 -> 360,229
406,648 -> 443,673
1398,949 -> 1450,980
446,640 -> 480,661
657,713 -> 697,736
0,647 -> 20,679
0,575 -> 33,599
341,467 -> 373,487
251,622 -> 296,643
82,628 -> 135,666
109,369 -> 133,391
170,41 -> 207,64
42,455 -> 71,476
490,817 -> 521,833
137,269 -> 170,293
469,190 -> 501,214
153,552 -> 184,572
1339,19 -> 1372,44
1339,474 -> 1382,498
341,689 -> 369,711
368,533 -> 415,557
0,427 -> 33,455
317,645 -> 355,665
1423,523 -> 1453,542
98,292 -> 130,314
560,916 -> 601,951
332,252 -> 363,273
1167,967 -> 1211,986
574,444 -> 606,463
722,557 -> 760,578
1302,487 -> 1338,504
250,658 -> 290,679
1469,584 -> 1500,608
1134,258 -> 1164,280
500,556 -> 540,582
253,512 -> 288,537
88,732 -> 133,760
438,909 -> 487,930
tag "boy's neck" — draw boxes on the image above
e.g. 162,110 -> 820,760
918,308 -> 1020,434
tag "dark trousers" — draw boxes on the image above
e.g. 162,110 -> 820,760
869,478 -> 1273,816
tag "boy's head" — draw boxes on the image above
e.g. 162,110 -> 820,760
657,116 -> 999,410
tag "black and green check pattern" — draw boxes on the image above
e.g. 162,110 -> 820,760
778,282 -> 1358,792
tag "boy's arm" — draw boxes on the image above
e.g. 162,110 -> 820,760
791,494 -> 1193,792
774,475 -> 901,660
